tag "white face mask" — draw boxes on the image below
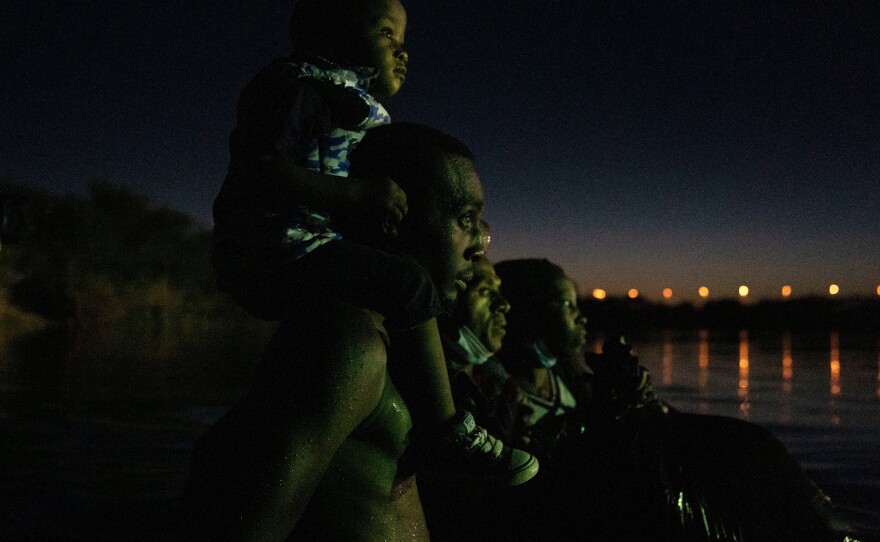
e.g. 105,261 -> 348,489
457,325 -> 492,365
532,340 -> 558,368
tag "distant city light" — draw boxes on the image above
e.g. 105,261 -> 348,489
627,288 -> 639,299
662,288 -> 673,299
781,285 -> 792,297
738,285 -> 749,298
698,286 -> 709,298
829,284 -> 840,296
592,288 -> 606,300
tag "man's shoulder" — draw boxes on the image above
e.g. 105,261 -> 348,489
261,304 -> 390,409
279,304 -> 388,357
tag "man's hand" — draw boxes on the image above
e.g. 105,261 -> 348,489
261,156 -> 407,239
350,176 -> 408,238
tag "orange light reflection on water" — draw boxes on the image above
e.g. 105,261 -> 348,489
830,331 -> 841,397
662,331 -> 673,386
828,331 -> 841,425
782,331 -> 793,394
738,330 -> 750,419
698,329 -> 709,398
779,331 -> 794,423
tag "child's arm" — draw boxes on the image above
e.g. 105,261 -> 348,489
236,73 -> 406,235
262,154 -> 408,236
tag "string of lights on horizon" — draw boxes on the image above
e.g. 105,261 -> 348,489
587,284 -> 880,302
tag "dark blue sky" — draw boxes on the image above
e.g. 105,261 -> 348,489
2,1 -> 878,300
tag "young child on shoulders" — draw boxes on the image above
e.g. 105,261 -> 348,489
211,0 -> 538,488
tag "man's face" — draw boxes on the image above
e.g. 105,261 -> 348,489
456,259 -> 510,353
405,155 -> 486,306
543,277 -> 587,363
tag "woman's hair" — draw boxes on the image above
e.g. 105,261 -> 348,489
289,0 -> 377,59
493,258 -> 568,346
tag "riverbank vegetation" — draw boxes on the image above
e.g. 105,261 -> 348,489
0,178 -> 273,390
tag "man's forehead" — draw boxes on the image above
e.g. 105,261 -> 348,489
472,273 -> 500,289
472,264 -> 501,289
554,278 -> 577,298
437,155 -> 483,209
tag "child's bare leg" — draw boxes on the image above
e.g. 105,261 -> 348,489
388,317 -> 456,424
388,317 -> 539,488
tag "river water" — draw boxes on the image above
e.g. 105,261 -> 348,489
632,329 -> 880,540
1,329 -> 879,540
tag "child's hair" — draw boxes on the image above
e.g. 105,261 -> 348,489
289,0 -> 379,59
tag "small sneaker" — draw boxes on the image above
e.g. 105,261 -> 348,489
418,410 -> 539,488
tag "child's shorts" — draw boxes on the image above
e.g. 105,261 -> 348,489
215,239 -> 445,331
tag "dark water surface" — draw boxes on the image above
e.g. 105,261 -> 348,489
1,351 -> 236,542
2,329 -> 879,540
633,329 -> 880,540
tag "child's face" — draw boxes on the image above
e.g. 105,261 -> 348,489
356,0 -> 408,98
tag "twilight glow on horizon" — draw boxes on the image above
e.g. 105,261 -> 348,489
2,2 -> 877,301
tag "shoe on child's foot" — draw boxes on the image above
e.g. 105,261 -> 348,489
417,410 -> 539,488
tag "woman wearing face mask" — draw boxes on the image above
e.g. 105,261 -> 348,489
481,259 -> 673,540
490,259 -> 584,451
492,258 -> 664,457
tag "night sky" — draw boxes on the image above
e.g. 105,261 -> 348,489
3,1 -> 878,301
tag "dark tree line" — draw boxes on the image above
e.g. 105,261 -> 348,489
581,294 -> 880,338
0,178 -> 272,368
